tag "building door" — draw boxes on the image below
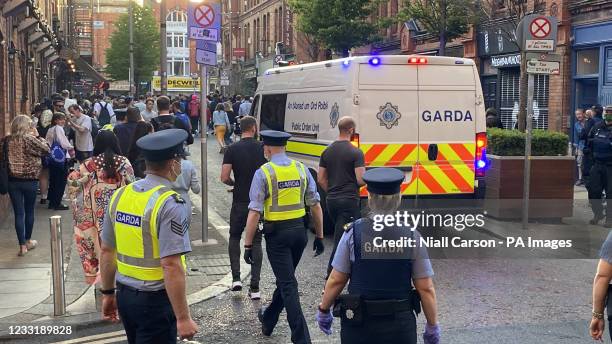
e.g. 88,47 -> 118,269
482,76 -> 497,111
575,78 -> 598,110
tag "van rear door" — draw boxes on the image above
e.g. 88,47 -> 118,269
417,63 -> 476,196
357,62 -> 420,195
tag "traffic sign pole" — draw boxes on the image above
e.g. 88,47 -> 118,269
522,73 -> 535,230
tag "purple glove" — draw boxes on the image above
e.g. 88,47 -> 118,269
423,323 -> 440,344
315,309 -> 333,335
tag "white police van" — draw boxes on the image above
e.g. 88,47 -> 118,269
250,55 -> 487,203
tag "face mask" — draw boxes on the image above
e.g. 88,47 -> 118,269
170,160 -> 181,180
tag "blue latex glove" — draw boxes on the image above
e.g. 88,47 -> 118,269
423,323 -> 440,344
315,309 -> 333,335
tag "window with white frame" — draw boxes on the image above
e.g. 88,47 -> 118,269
165,10 -> 189,76
167,58 -> 189,77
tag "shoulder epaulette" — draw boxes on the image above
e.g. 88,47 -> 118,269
171,193 -> 186,204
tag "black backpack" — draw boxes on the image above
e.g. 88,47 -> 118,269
97,102 -> 111,126
90,116 -> 100,140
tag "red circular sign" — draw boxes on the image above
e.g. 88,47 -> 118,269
195,4 -> 215,28
530,17 -> 551,39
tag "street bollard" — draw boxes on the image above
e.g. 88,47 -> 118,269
49,215 -> 66,316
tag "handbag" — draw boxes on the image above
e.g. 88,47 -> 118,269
0,137 -> 9,194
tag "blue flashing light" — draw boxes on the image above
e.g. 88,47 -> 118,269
369,57 -> 381,66
476,160 -> 486,169
342,59 -> 351,67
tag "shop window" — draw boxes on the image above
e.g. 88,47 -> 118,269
605,47 -> 612,85
576,49 -> 599,76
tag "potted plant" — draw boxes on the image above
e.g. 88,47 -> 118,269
484,128 -> 573,219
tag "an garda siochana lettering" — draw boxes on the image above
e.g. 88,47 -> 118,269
422,110 -> 473,122
115,211 -> 142,227
277,180 -> 301,189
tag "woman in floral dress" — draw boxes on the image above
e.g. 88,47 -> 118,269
68,130 -> 135,284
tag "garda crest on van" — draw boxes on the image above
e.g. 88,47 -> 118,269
377,102 -> 401,129
330,102 -> 340,128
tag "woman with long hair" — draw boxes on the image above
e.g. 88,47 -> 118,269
1,115 -> 50,256
127,121 -> 154,179
46,112 -> 74,210
68,130 -> 135,283
212,103 -> 231,153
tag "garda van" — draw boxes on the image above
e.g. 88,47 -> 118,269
251,55 -> 487,202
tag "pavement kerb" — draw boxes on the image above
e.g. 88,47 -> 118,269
0,194 -> 247,339
186,192 -> 252,305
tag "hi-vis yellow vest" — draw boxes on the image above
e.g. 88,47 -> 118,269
262,160 -> 307,221
108,184 -> 186,281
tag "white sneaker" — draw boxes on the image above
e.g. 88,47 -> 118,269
231,281 -> 243,291
249,288 -> 261,300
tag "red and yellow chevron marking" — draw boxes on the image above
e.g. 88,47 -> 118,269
359,143 -> 475,196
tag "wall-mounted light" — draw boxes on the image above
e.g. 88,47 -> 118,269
8,43 -> 17,61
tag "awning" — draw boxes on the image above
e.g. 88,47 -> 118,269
43,48 -> 55,58
36,41 -> 51,53
17,17 -> 37,33
28,32 -> 44,45
61,47 -> 106,83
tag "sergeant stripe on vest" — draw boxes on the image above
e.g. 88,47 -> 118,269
263,162 -> 307,212
110,185 -> 174,268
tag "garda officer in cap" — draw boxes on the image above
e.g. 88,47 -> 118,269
588,106 -> 612,226
99,128 -> 198,343
243,130 -> 325,344
315,167 -> 440,344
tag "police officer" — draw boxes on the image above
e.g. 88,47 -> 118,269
588,106 -> 612,226
99,128 -> 198,343
582,104 -> 605,185
243,130 -> 325,344
315,167 -> 440,344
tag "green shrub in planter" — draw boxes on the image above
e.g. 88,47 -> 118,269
487,128 -> 568,156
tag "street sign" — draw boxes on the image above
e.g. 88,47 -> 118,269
220,70 -> 229,79
529,17 -> 551,38
525,52 -> 561,62
189,28 -> 218,41
274,54 -> 284,64
188,1 -> 221,41
516,14 -> 558,52
526,59 -> 560,75
220,80 -> 230,86
196,40 -> 217,53
196,49 -> 217,66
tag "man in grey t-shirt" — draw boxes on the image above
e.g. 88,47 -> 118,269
67,104 -> 94,162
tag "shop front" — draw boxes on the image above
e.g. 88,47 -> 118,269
571,21 -> 612,110
151,76 -> 201,96
477,25 -> 550,129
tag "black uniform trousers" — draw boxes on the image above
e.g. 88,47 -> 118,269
229,201 -> 263,287
260,220 -> 311,344
340,310 -> 417,344
326,198 -> 361,277
588,162 -> 612,219
116,284 -> 177,344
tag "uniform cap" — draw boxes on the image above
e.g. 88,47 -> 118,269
363,168 -> 406,195
136,128 -> 187,162
260,130 -> 291,146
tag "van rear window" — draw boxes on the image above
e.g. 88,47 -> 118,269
260,94 -> 287,131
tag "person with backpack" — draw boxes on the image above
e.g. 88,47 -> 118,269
68,130 -> 135,284
67,104 -> 94,162
188,95 -> 200,135
45,113 -> 74,210
151,96 -> 194,145
94,95 -> 115,127
172,101 -> 192,132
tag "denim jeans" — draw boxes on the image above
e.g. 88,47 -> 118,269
8,180 -> 38,245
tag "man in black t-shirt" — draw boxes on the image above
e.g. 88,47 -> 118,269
221,116 -> 267,299
318,116 -> 365,277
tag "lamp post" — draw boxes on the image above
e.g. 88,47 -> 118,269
128,0 -> 135,97
158,0 -> 167,95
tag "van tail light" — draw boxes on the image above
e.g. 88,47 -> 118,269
475,132 -> 488,177
351,133 -> 360,147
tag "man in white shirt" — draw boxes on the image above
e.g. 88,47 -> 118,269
135,95 -> 147,114
67,104 -> 94,162
141,98 -> 158,122
93,95 -> 116,126
62,90 -> 77,113
239,97 -> 252,116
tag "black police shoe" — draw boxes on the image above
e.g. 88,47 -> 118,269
258,307 -> 273,336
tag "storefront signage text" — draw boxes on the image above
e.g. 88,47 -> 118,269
491,54 -> 521,68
